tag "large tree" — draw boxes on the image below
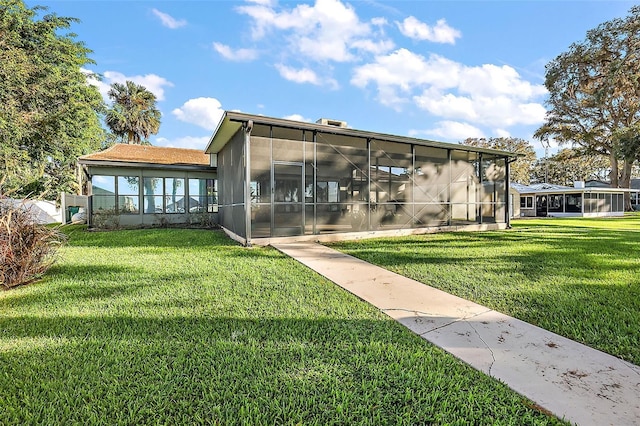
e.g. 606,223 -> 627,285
531,148 -> 610,186
534,6 -> 640,208
461,137 -> 536,184
105,81 -> 161,144
0,0 -> 105,199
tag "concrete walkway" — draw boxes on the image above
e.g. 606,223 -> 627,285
272,242 -> 640,426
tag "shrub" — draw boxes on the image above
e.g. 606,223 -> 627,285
91,209 -> 120,229
0,199 -> 66,289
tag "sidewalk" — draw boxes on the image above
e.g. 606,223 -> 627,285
272,242 -> 640,426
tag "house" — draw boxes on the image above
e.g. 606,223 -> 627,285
78,144 -> 217,227
585,179 -> 640,210
79,111 -> 517,245
511,181 -> 635,218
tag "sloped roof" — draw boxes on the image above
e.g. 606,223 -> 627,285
79,144 -> 209,166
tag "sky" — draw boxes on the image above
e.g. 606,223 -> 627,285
36,0 -> 636,157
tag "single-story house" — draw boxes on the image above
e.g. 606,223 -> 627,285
585,179 -> 640,210
78,144 -> 217,227
511,182 -> 636,218
79,112 -> 517,245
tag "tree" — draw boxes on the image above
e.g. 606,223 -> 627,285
531,148 -> 610,186
0,0 -> 105,199
461,137 -> 536,184
534,6 -> 640,208
105,81 -> 161,144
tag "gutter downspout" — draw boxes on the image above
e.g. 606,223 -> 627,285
244,120 -> 253,246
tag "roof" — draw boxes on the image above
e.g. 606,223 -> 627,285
205,111 -> 517,158
587,179 -> 640,190
79,144 -> 210,167
511,182 -> 637,194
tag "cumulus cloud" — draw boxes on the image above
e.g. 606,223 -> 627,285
84,70 -> 174,101
397,16 -> 461,44
352,48 -> 547,128
154,136 -> 210,150
236,0 -> 393,62
283,114 -> 313,122
151,9 -> 187,29
410,121 -> 485,141
172,97 -> 225,131
275,64 -> 321,85
275,64 -> 338,89
213,42 -> 259,61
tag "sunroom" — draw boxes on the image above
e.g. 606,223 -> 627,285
78,144 -> 218,227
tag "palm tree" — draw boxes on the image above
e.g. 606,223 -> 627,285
105,81 -> 161,144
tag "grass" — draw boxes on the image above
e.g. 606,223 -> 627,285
330,214 -> 640,365
0,226 -> 563,425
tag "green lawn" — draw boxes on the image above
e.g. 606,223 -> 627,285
330,214 -> 640,365
0,227 -> 562,425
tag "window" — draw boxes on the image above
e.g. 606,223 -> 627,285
316,181 -> 340,203
188,178 -> 217,212
165,178 -> 185,213
117,176 -> 140,214
143,178 -> 163,213
520,196 -> 533,209
92,175 -> 116,211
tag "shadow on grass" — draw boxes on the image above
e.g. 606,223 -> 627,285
0,314 -> 564,425
63,227 -> 238,249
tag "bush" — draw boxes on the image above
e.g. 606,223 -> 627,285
0,199 -> 66,289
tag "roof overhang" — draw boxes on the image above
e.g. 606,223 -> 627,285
516,188 -> 638,195
78,159 -> 215,173
205,111 -> 518,158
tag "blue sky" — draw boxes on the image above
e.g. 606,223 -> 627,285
37,0 -> 635,156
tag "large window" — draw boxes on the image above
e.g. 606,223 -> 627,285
117,176 -> 140,214
188,179 -> 218,213
93,175 -> 216,216
165,178 -> 185,213
92,175 -> 116,211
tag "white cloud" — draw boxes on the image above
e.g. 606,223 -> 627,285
236,0 -> 393,62
410,121 -> 485,141
151,9 -> 187,29
397,16 -> 461,44
276,64 -> 321,84
172,97 -> 225,131
494,128 -> 511,138
283,114 -> 312,122
213,42 -> 259,61
154,136 -> 210,150
275,64 -> 338,89
352,48 -> 547,128
351,49 -> 459,93
86,71 -> 173,102
82,68 -> 111,99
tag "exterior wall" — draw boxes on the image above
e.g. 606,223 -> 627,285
509,188 -> 520,218
516,191 -> 625,217
86,165 -> 217,227
218,128 -> 247,239
241,126 -> 510,243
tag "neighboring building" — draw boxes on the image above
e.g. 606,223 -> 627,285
511,182 -> 634,218
585,179 -> 640,210
80,112 -> 517,245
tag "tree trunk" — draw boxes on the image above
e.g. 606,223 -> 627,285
609,154 -> 619,188
620,159 -> 633,211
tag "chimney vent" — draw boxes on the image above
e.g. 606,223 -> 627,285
316,118 -> 347,128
